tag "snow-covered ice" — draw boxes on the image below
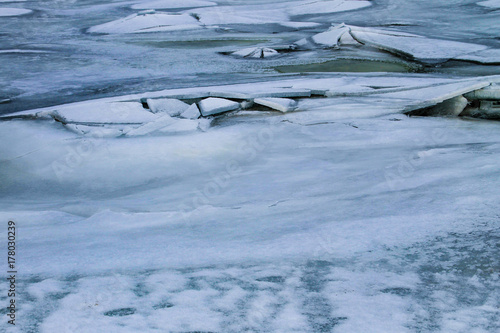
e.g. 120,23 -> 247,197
254,97 -> 298,112
349,25 -> 490,64
88,12 -> 202,34
0,7 -> 31,16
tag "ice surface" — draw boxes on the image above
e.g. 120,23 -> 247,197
2,108 -> 500,332
232,47 -> 279,58
287,0 -> 371,16
2,1 -> 500,329
198,97 -> 240,116
0,7 -> 31,16
88,12 -> 201,34
349,25 -> 490,64
131,0 -> 217,10
146,98 -> 189,116
254,97 -> 298,112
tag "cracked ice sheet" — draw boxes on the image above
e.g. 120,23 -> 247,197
1,113 -> 500,332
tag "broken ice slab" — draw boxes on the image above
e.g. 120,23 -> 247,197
381,80 -> 491,113
295,23 -> 350,48
254,97 -> 298,112
51,102 -> 159,125
125,114 -> 201,136
198,98 -> 240,117
146,98 -> 190,116
231,47 -> 279,58
408,96 -> 468,117
349,26 -> 489,64
131,0 -> 217,10
287,0 -> 371,16
125,113 -> 175,136
179,103 -> 201,119
88,12 -> 201,34
249,88 -> 312,99
209,91 -> 252,100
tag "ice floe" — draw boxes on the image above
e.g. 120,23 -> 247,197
254,97 -> 298,112
231,47 -> 279,58
88,11 -> 201,34
198,97 -> 240,116
0,7 -> 31,16
348,25 -> 489,64
131,0 -> 217,10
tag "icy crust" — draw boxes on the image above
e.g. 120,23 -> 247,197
3,74 -> 500,138
131,0 -> 217,10
0,7 -> 31,16
88,11 -> 202,34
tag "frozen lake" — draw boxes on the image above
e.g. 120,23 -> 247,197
0,1 -> 499,332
